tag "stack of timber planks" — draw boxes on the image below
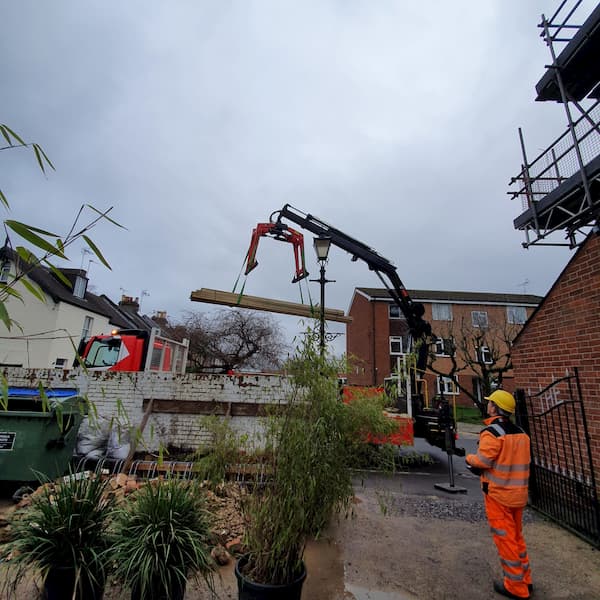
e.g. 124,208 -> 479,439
190,288 -> 352,324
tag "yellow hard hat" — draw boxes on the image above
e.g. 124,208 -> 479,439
485,390 -> 516,414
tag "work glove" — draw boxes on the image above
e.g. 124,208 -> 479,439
465,462 -> 482,476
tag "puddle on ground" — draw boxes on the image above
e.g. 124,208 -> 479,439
345,583 -> 419,600
303,537 -> 346,599
303,536 -> 419,600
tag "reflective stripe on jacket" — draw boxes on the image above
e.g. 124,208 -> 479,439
466,416 -> 530,507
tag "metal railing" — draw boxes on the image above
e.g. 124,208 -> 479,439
510,100 -> 600,212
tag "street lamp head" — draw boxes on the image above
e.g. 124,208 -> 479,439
313,235 -> 331,262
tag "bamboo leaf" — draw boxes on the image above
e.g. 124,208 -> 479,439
5,221 -> 67,258
32,144 -> 46,174
86,204 -> 127,229
1,286 -> 23,301
39,382 -> 49,413
0,374 -> 8,410
15,245 -> 38,264
0,188 -> 8,209
0,300 -> 11,330
9,221 -> 58,237
33,143 -> 55,171
0,125 -> 11,146
82,235 -> 111,269
44,261 -> 72,288
21,278 -> 46,302
0,124 -> 26,146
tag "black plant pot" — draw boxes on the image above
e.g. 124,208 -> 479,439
235,556 -> 307,600
130,577 -> 186,600
44,566 -> 104,600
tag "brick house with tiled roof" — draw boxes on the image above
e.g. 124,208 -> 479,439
347,288 -> 542,407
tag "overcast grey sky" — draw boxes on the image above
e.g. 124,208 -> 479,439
2,1 -> 597,353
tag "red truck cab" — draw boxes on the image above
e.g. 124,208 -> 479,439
80,328 -> 187,373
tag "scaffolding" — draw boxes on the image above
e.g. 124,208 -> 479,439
509,1 -> 600,248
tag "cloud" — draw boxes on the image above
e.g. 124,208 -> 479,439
3,0 -> 593,354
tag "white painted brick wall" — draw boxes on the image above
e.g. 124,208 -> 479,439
2,368 -> 292,452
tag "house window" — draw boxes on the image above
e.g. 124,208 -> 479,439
388,305 -> 405,319
437,376 -> 458,395
389,336 -> 403,355
477,346 -> 493,364
73,275 -> 87,299
434,337 -> 453,356
0,261 -> 10,283
507,305 -> 527,324
432,303 -> 452,321
471,311 -> 488,328
54,358 -> 67,369
81,316 -> 94,341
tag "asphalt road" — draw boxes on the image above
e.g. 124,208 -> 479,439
355,432 -> 483,500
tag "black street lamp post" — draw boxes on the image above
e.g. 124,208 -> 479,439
311,235 -> 333,358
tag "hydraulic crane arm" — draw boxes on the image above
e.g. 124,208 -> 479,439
270,204 -> 432,343
249,204 -> 462,456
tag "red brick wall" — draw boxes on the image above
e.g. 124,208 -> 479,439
512,233 -> 600,488
428,303 -> 526,407
347,293 -> 376,385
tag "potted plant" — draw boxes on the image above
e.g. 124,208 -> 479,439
236,330 -> 395,599
109,477 -> 215,600
4,471 -> 114,600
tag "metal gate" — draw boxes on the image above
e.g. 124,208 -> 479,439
516,369 -> 600,547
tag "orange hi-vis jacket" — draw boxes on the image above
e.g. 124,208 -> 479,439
466,417 -> 531,508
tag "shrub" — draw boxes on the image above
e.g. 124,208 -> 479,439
109,478 -> 215,599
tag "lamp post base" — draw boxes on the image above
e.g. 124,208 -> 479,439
434,482 -> 468,494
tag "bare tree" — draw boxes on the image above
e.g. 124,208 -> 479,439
427,314 -> 522,414
163,309 -> 288,373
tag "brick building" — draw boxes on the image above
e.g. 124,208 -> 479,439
346,288 -> 541,407
512,232 -> 600,490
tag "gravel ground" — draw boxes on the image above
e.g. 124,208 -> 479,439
379,493 -> 537,523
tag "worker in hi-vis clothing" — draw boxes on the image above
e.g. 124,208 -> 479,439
466,390 -> 533,599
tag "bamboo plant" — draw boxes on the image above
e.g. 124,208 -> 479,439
240,327 -> 396,586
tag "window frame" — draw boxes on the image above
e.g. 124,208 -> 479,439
389,336 -> 403,355
432,303 -> 452,321
507,305 -> 527,325
437,376 -> 459,396
388,304 -> 405,320
0,261 -> 10,283
434,336 -> 453,357
73,275 -> 87,299
81,316 -> 94,341
471,310 -> 489,328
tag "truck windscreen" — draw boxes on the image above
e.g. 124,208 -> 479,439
84,338 -> 121,367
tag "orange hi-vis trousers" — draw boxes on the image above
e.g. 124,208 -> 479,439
485,494 -> 532,598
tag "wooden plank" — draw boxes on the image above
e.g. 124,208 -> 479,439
189,288 -> 352,324
143,398 -> 284,417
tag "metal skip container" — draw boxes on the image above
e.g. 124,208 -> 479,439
0,387 -> 86,482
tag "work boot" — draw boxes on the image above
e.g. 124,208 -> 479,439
493,580 -> 530,599
528,584 -> 534,595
